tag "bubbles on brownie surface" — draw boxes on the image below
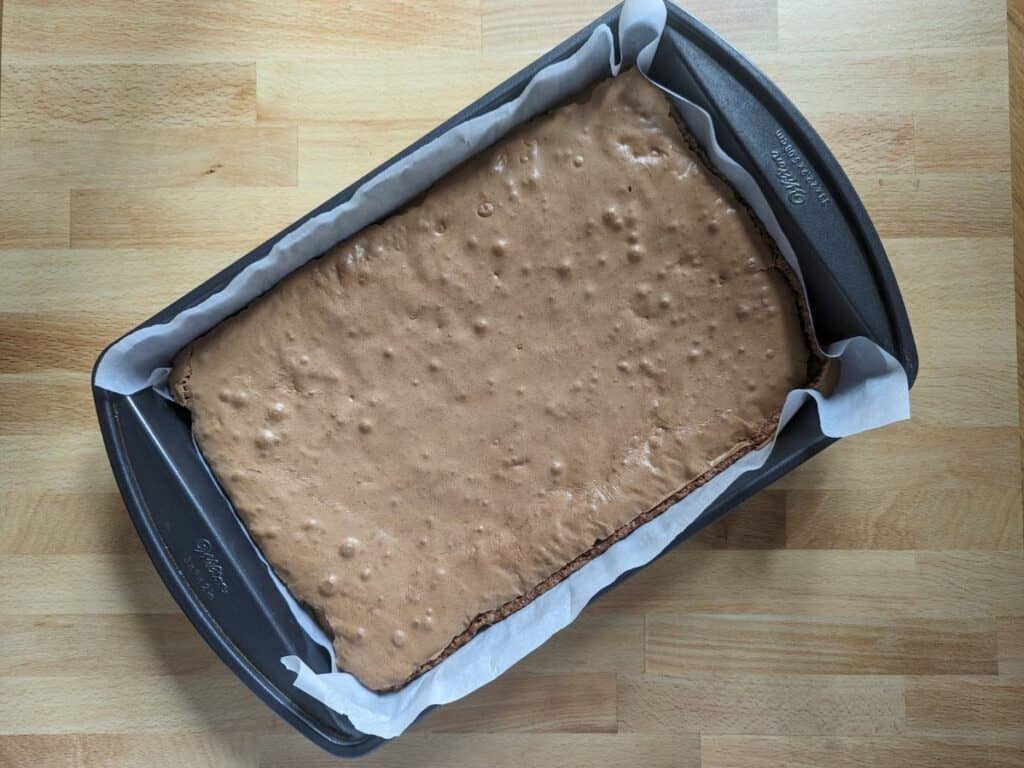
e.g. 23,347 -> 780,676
601,206 -> 624,231
339,537 -> 360,558
218,389 -> 249,407
255,428 -> 279,449
318,573 -> 338,597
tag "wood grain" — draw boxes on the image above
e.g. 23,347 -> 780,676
913,109 -> 1012,173
0,63 -> 257,129
0,492 -> 136,554
0,0 -> 1020,765
1,0 -> 479,64
784,488 -> 1023,550
482,0 -> 778,53
0,734 -> 257,768
753,47 -> 1009,114
906,677 -> 1024,734
0,554 -> 179,614
887,236 -> 1016,428
772,423 -> 1020,490
646,615 -> 999,676
999,617 -> 1024,679
594,548 -> 1024,618
616,672 -> 905,735
0,614 -> 223,677
0,313 -> 145,373
853,172 -> 1012,238
263,733 -> 701,768
0,248 -> 242,314
701,735 -> 1024,768
255,56 -> 524,125
0,672 -> 284,734
412,673 -> 617,733
69,187 -> 337,249
296,122 -> 440,188
776,0 -> 1007,51
0,127 -> 298,190
0,192 -> 68,248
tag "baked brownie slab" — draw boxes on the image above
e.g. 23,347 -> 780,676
171,69 -> 815,691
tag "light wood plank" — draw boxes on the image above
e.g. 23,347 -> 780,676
646,614 -> 998,676
908,359 -> 1021,431
1013,0 -> 1024,487
701,735 -> 1024,768
297,122 -> 439,188
773,423 -> 1020,491
0,433 -> 120,494
887,236 -> 1017,428
805,112 -> 915,175
0,492 -> 136,555
69,187 -> 336,249
0,673 -> 282,734
256,56 -> 524,125
0,127 -> 298,191
482,0 -> 778,54
0,555 -> 179,615
999,617 -> 1024,679
913,109 -> 1012,174
596,548 -> 915,617
0,248 -> 239,315
0,734 -> 257,768
617,672 -> 904,735
853,172 -> 1012,239
914,552 -> 1024,619
261,733 -> 699,768
754,47 -> 1009,115
0,615 -> 221,677
906,677 -> 1024,735
0,373 -> 95,435
0,313 -> 139,374
515,614 -> 644,674
785,489 -> 1024,550
777,0 -> 1006,51
0,193 -> 69,249
1,0 -> 479,65
413,673 -> 616,733
1,63 -> 256,129
594,548 -> 1024,619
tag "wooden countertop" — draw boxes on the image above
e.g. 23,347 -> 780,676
2,0 -> 1022,765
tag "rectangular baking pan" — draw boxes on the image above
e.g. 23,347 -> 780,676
92,2 -> 917,758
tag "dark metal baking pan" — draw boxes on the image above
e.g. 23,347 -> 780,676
92,1 -> 917,758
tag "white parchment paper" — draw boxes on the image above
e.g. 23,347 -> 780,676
93,0 -> 910,739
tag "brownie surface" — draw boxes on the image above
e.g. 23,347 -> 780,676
171,69 -> 813,690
